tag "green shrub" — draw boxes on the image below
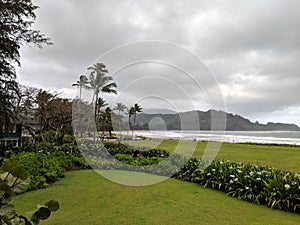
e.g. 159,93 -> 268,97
82,142 -> 300,213
9,152 -> 65,190
8,139 -> 300,214
174,159 -> 300,213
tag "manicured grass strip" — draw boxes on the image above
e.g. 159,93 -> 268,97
15,170 -> 300,225
124,139 -> 300,172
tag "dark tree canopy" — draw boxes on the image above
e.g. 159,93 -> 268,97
0,0 -> 51,134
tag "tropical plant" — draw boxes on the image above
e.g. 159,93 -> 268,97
72,75 -> 90,99
113,103 -> 127,142
102,107 -> 113,139
88,62 -> 117,111
96,97 -> 108,121
128,103 -> 143,139
79,141 -> 300,213
133,103 -> 142,125
174,159 -> 300,213
95,97 -> 108,139
0,161 -> 59,224
88,63 -> 117,141
127,106 -> 135,139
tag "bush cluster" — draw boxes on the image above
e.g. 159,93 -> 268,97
80,142 -> 184,176
4,139 -> 87,190
174,159 -> 300,213
4,139 -> 300,213
82,142 -> 300,213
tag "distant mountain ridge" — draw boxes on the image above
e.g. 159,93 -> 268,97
134,110 -> 300,131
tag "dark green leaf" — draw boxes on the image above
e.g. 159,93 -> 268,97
1,161 -> 29,180
0,183 -> 14,196
34,207 -> 51,220
45,200 -> 59,212
19,216 -> 32,225
0,204 -> 16,219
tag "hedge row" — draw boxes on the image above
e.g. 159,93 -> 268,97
175,159 -> 300,213
82,142 -> 300,213
5,141 -> 300,213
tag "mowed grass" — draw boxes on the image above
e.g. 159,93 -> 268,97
15,170 -> 300,225
124,139 -> 300,172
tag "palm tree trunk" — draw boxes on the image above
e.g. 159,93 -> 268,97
79,86 -> 82,99
93,93 -> 98,143
118,110 -> 122,143
132,114 -> 136,140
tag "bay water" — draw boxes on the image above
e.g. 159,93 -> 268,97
131,130 -> 300,145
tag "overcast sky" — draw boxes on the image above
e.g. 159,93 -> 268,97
17,0 -> 300,125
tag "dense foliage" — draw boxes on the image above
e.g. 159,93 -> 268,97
0,0 -> 51,134
3,138 -> 87,190
175,159 -> 300,213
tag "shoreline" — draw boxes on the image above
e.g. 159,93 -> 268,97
121,130 -> 300,146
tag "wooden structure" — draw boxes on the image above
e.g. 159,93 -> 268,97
0,124 -> 22,147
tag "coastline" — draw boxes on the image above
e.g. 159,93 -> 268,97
124,130 -> 300,146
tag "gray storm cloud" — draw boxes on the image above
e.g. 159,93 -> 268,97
17,0 -> 300,125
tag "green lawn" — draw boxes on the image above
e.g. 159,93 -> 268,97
15,170 -> 300,225
124,139 -> 300,172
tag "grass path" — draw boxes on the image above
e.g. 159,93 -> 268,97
15,170 -> 300,225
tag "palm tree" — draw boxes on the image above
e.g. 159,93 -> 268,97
113,102 -> 126,142
96,97 -> 108,121
72,75 -> 90,99
96,97 -> 108,137
103,107 -> 113,139
128,106 -> 135,129
133,103 -> 143,126
128,103 -> 142,139
88,63 -> 117,141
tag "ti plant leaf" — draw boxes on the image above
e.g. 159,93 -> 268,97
1,161 -> 29,181
45,200 -> 59,212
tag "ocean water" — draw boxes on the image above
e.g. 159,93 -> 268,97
131,130 -> 300,145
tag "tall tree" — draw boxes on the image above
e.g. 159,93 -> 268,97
128,103 -> 143,139
14,85 -> 40,139
128,106 -> 135,130
0,0 -> 51,134
35,90 -> 73,143
72,75 -> 90,99
96,97 -> 108,119
133,103 -> 143,126
35,90 -> 56,131
113,102 -> 126,142
96,97 -> 108,135
88,63 -> 117,141
102,107 -> 113,139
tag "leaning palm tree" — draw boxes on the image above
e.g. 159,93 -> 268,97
113,102 -> 127,142
88,63 -> 117,141
72,75 -> 90,99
